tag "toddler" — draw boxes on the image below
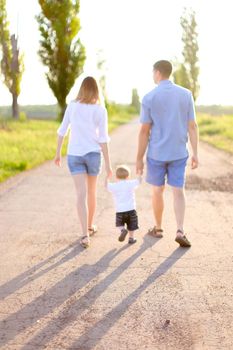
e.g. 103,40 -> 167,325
106,165 -> 141,244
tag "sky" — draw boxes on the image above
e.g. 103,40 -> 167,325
0,0 -> 233,106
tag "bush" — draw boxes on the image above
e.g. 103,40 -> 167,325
19,112 -> 27,121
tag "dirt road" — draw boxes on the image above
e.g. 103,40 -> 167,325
0,119 -> 233,350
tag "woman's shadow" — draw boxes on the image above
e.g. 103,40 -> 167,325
0,240 -> 83,300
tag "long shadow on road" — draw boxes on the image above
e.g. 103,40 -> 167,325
0,240 -> 82,300
16,236 -> 158,349
0,235 -> 155,349
69,247 -> 188,350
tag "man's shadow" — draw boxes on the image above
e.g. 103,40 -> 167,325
68,246 -> 189,350
0,235 -> 156,348
0,240 -> 83,300
14,235 -> 158,349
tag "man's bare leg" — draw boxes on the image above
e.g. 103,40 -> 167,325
172,186 -> 185,236
152,185 -> 165,229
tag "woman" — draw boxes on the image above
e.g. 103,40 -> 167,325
54,77 -> 112,248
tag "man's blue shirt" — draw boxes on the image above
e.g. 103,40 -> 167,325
140,80 -> 196,161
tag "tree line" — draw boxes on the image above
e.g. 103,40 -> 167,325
0,1 -> 199,120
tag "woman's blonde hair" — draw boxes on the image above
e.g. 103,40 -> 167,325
76,76 -> 100,104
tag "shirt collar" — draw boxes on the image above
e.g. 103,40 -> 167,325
159,79 -> 172,85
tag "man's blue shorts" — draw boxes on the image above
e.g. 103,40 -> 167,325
146,156 -> 188,188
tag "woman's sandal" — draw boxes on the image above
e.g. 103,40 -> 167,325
147,226 -> 163,238
175,230 -> 191,247
88,225 -> 98,237
80,235 -> 90,248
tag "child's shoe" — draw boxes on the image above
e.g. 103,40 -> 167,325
118,228 -> 128,242
128,237 -> 137,244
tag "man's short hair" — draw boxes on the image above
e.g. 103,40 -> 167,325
153,60 -> 173,78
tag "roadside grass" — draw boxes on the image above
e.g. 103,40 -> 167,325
0,108 -> 136,183
0,119 -> 68,183
197,114 -> 233,154
2,111 -> 232,184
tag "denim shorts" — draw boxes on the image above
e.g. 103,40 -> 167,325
146,156 -> 188,188
67,152 -> 102,176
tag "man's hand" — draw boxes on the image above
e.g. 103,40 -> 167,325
54,154 -> 61,167
191,155 -> 198,169
136,159 -> 144,175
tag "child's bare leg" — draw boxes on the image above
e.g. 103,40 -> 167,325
128,230 -> 135,238
128,230 -> 137,244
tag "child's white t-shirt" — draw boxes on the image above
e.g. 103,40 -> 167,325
107,179 -> 140,213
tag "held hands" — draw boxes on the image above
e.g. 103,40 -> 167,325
191,155 -> 199,169
106,165 -> 113,179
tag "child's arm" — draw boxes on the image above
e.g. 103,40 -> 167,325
105,176 -> 109,189
137,175 -> 143,184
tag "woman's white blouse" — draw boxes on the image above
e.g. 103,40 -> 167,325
57,101 -> 110,156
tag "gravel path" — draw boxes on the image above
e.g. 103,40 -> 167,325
0,119 -> 233,350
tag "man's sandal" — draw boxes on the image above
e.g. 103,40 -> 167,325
147,227 -> 163,238
80,235 -> 90,248
175,230 -> 191,247
88,225 -> 97,237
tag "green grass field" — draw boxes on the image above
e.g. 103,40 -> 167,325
0,108 -> 136,183
1,111 -> 232,184
197,114 -> 233,154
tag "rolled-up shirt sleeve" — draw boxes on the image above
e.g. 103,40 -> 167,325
188,92 -> 196,121
57,104 -> 71,137
140,96 -> 152,124
98,107 -> 110,143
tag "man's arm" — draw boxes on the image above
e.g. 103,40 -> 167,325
136,123 -> 151,175
188,120 -> 199,169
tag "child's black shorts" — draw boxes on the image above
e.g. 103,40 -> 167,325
116,209 -> 139,231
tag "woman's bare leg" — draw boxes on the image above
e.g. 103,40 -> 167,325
87,175 -> 98,229
72,174 -> 88,241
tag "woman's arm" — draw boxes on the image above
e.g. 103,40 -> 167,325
98,107 -> 112,178
100,143 -> 112,178
54,135 -> 64,167
54,104 -> 71,167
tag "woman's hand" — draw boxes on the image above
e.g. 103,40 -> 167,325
54,154 -> 61,167
105,165 -> 113,179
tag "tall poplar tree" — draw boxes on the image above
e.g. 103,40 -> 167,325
174,8 -> 199,101
0,0 -> 24,119
37,0 -> 86,120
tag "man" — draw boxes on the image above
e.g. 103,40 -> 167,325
136,60 -> 199,247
